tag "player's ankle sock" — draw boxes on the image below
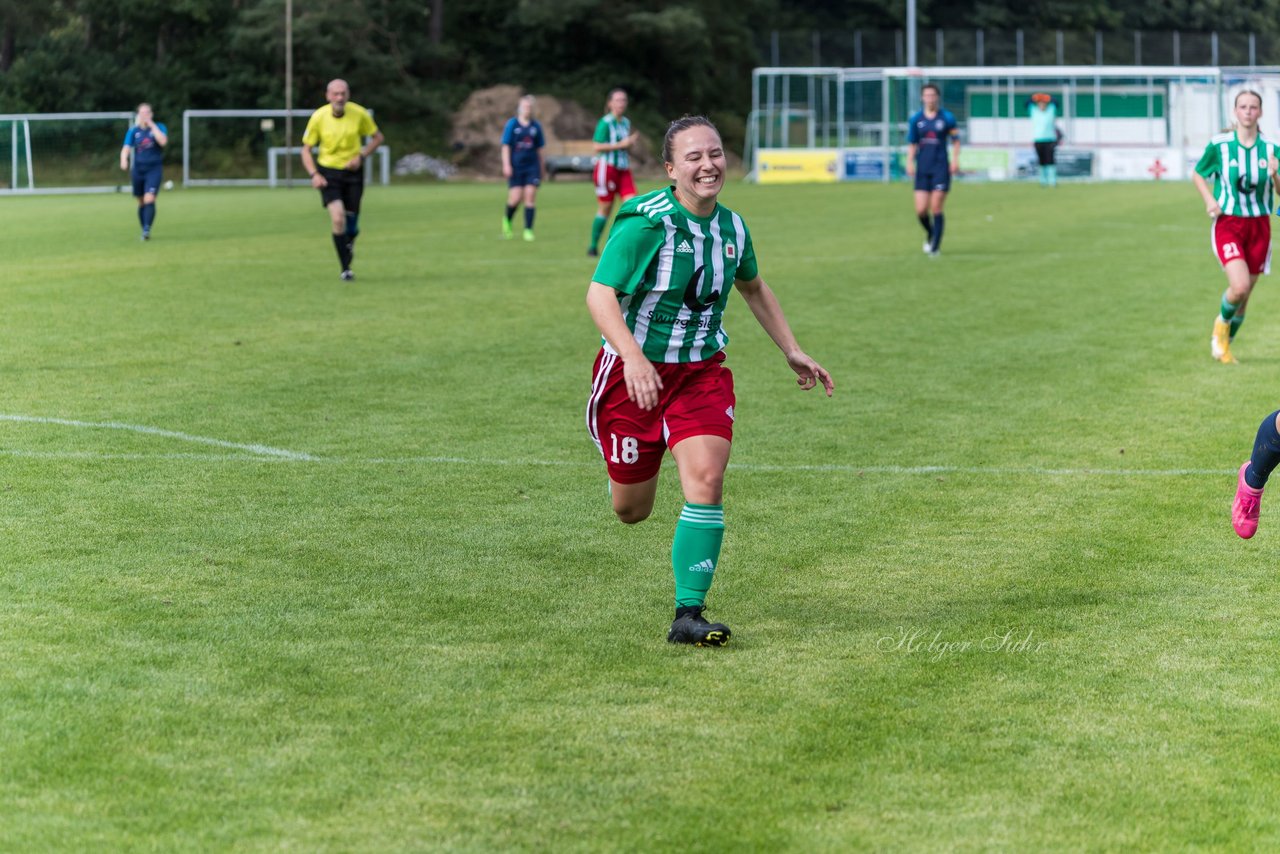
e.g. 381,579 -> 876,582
672,503 -> 724,608
918,213 -> 931,235
332,233 -> 352,269
345,212 -> 359,240
590,214 -> 606,250
1220,291 -> 1240,322
1047,165 -> 1057,186
141,203 -> 156,229
1246,411 -> 1280,489
524,206 -> 535,229
1231,313 -> 1245,340
931,213 -> 945,250
505,204 -> 516,223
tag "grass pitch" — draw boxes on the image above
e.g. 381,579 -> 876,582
2,178 -> 1278,850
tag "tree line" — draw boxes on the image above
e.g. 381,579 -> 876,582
3,0 -> 1278,154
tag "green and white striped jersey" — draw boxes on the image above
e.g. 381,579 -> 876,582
592,187 -> 760,364
1195,131 -> 1278,217
593,114 -> 631,169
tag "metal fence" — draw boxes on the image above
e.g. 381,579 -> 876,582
762,30 -> 1271,69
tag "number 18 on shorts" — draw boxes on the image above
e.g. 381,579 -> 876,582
586,349 -> 736,484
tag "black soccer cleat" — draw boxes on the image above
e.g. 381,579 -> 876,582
667,606 -> 731,647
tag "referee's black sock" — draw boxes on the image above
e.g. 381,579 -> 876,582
918,212 -> 932,235
332,233 -> 352,270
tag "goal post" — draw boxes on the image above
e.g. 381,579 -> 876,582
0,112 -> 135,195
747,65 -> 1280,183
183,109 -> 389,187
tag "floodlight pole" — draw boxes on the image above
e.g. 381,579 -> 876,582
284,0 -> 293,186
906,0 -> 917,67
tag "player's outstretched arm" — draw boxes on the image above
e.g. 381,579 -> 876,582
586,281 -> 664,410
735,275 -> 834,396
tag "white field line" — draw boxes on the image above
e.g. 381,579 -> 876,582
0,414 -> 317,461
0,413 -> 1236,475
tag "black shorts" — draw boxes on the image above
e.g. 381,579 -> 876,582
1034,141 -> 1056,166
318,166 -> 364,212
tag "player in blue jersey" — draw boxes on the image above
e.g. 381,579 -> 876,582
906,84 -> 959,256
119,103 -> 168,240
501,95 -> 545,242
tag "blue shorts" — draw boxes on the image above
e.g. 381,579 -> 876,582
132,165 -> 163,197
914,168 -> 950,193
509,163 -> 541,188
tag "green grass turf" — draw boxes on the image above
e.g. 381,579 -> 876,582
2,177 -> 1279,850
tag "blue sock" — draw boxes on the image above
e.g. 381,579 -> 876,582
931,213 -> 945,251
137,204 -> 145,227
141,203 -> 155,229
524,206 -> 535,229
345,212 -> 359,240
1246,411 -> 1280,489
917,212 -> 931,236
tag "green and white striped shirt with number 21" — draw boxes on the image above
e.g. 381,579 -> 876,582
592,187 -> 759,364
1195,131 -> 1279,217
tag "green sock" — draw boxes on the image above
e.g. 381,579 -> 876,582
1221,291 -> 1239,322
1231,313 -> 1245,339
671,503 -> 724,608
589,214 -> 606,251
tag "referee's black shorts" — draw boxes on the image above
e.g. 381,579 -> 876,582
1034,141 -> 1056,166
317,165 -> 365,212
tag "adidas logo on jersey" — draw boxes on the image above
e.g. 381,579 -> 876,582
688,559 -> 715,573
676,239 -> 694,254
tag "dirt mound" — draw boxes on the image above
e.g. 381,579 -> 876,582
450,85 -> 655,177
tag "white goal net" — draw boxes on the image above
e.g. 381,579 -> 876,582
0,112 -> 135,195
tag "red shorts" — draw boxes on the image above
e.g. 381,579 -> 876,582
586,348 -> 735,484
1213,214 -> 1272,275
594,163 -> 637,202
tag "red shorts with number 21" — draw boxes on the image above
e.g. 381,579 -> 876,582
1213,214 -> 1271,275
586,348 -> 736,484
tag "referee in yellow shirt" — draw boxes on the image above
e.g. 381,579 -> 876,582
300,79 -> 385,281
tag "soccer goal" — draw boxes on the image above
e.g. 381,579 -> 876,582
183,109 -> 390,187
0,112 -> 135,194
746,65 -> 1280,183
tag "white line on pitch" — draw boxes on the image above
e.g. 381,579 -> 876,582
0,414 -> 316,461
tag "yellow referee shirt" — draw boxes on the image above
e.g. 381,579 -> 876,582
302,102 -> 378,169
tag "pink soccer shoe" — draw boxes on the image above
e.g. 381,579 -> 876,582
1233,461 -> 1264,539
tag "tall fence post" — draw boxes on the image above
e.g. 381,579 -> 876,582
1134,31 -> 1141,65
1173,31 -> 1181,66
1056,31 -> 1064,65
1016,29 -> 1023,65
976,30 -> 984,67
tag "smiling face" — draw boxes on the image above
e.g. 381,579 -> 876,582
665,123 -> 725,215
1236,92 -> 1262,129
